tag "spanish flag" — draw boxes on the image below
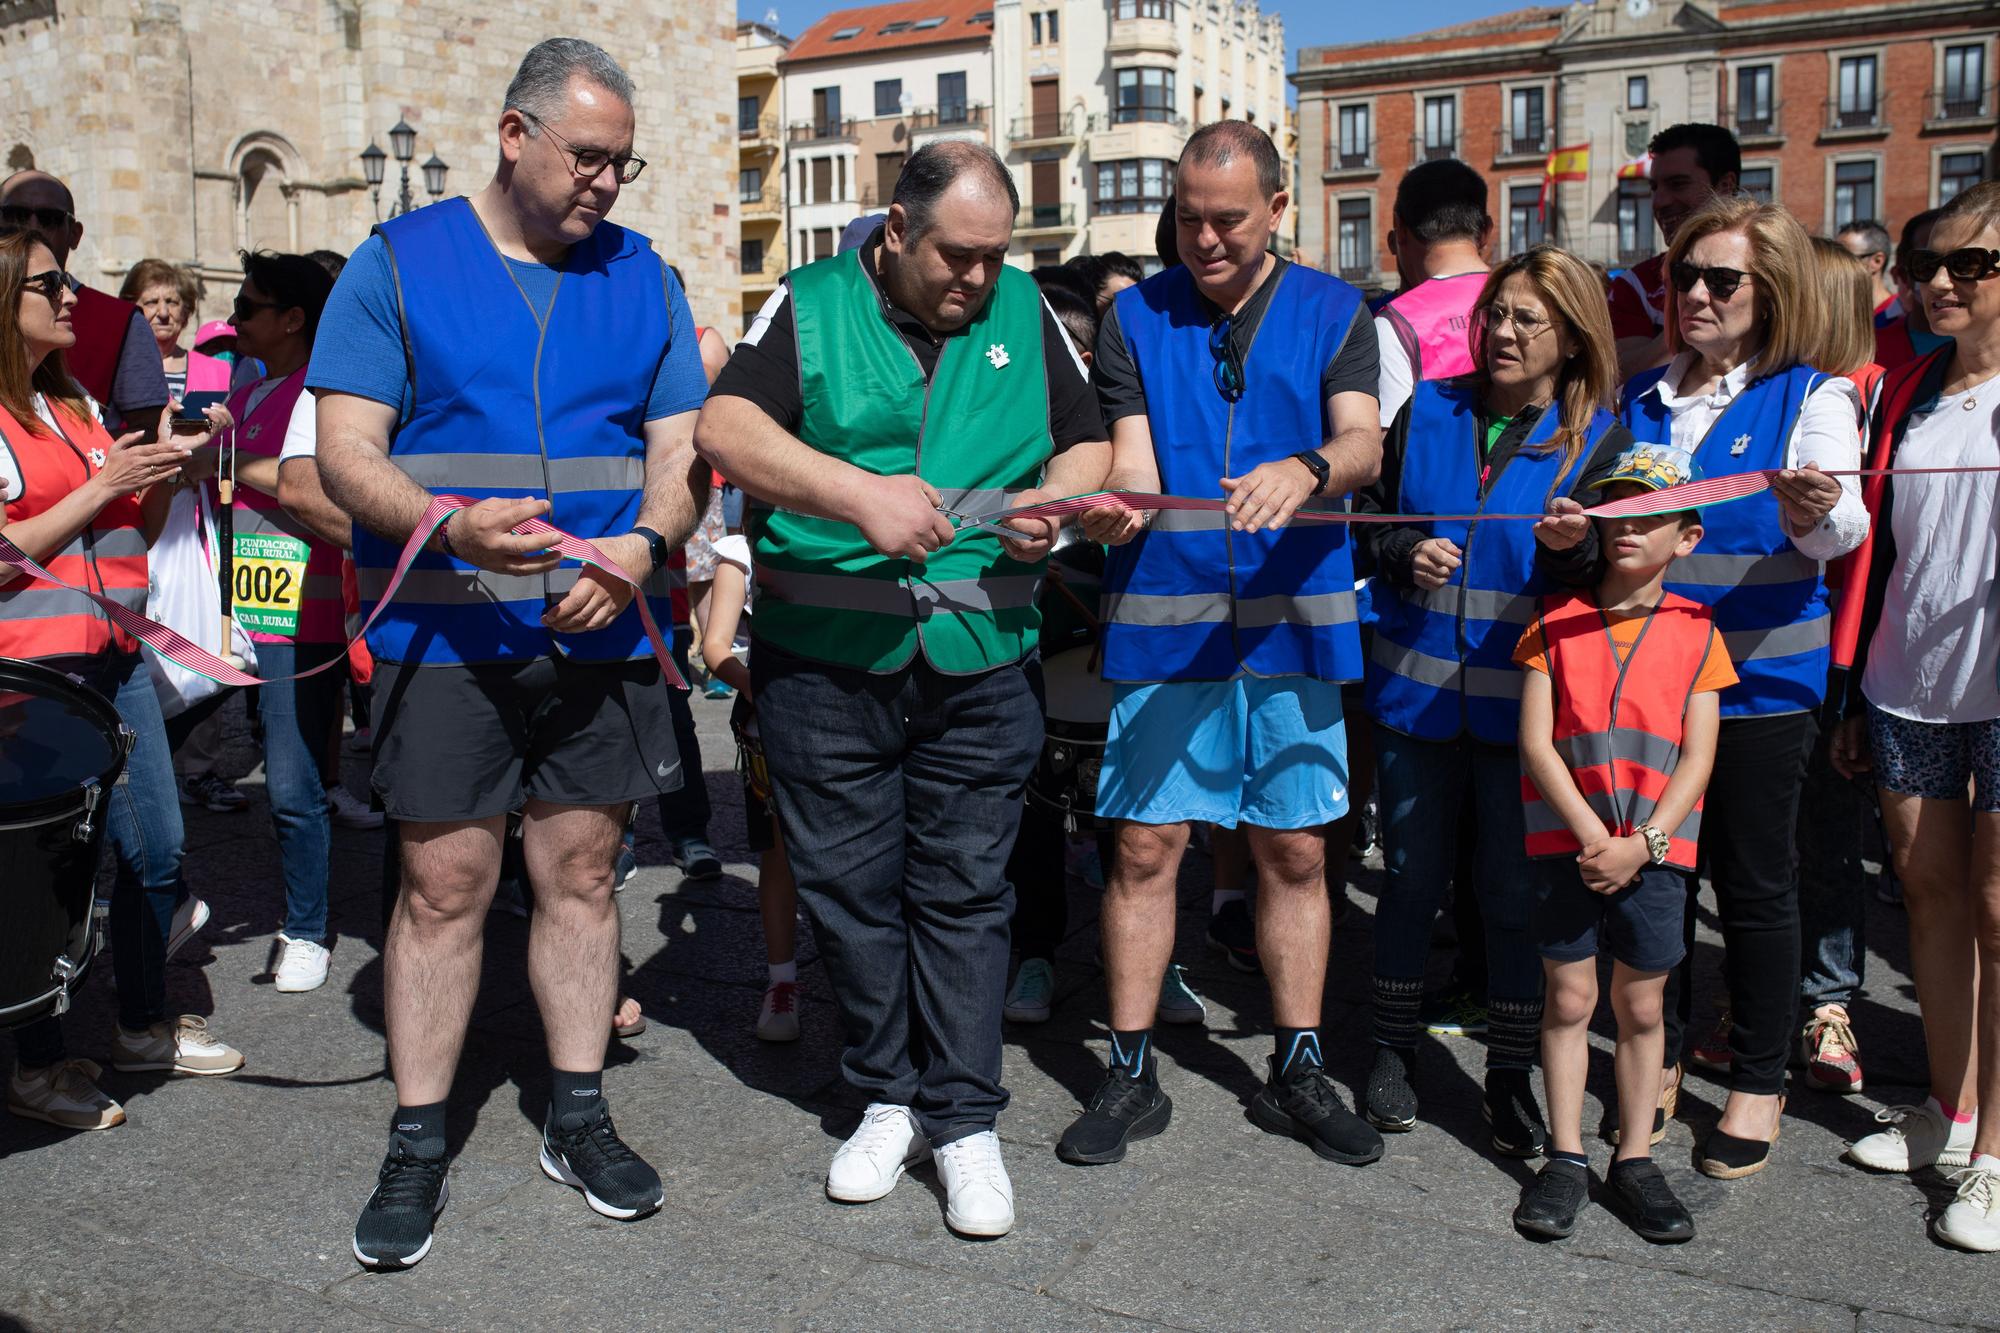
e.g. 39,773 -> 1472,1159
1617,152 -> 1653,180
1539,143 -> 1590,216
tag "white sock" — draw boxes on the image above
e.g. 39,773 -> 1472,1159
768,960 -> 797,985
1212,889 -> 1246,914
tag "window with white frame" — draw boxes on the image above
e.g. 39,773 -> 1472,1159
1508,184 -> 1544,254
1337,104 -> 1371,168
1422,96 -> 1456,159
1942,44 -> 1987,118
1337,197 -> 1372,279
1836,55 -> 1879,128
1508,88 -> 1545,155
1739,166 -> 1774,203
1617,180 -> 1653,259
1833,159 -> 1877,227
1094,158 -> 1171,214
1939,151 -> 1986,203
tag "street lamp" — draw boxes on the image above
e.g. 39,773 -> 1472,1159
359,141 -> 387,218
359,119 -> 440,220
421,154 -> 450,202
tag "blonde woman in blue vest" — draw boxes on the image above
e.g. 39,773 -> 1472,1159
1561,196 -> 1867,1178
697,141 -> 1116,1239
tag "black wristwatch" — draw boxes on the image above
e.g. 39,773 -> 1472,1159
632,525 -> 671,574
1290,450 -> 1331,497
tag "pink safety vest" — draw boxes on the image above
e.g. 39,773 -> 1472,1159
1378,271 -> 1486,384
219,368 -> 345,644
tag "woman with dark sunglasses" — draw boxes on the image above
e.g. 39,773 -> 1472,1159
0,230 -> 244,1133
1831,180 -> 2000,1253
1594,195 -> 1869,1182
1356,245 -> 1631,1156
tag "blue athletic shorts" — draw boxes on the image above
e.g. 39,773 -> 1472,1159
1536,861 -> 1687,973
1095,676 -> 1350,830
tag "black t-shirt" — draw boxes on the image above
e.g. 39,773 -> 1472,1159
1091,256 -> 1379,425
708,231 -> 1105,451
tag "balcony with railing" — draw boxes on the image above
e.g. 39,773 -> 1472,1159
738,113 -> 780,151
1927,83 -> 1997,128
1017,202 -> 1078,234
1822,95 -> 1884,137
1009,110 -> 1082,147
1324,137 -> 1376,177
1492,125 -> 1550,164
788,118 -> 858,145
1725,99 -> 1785,143
1086,112 -> 1191,160
739,182 -> 781,220
1410,133 -> 1459,164
909,104 -> 991,144
1108,1 -> 1180,56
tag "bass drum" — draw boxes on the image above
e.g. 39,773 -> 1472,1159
0,658 -> 131,1028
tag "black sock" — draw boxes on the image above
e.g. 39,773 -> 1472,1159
1552,1149 -> 1590,1169
1610,1153 -> 1651,1171
390,1101 -> 447,1159
549,1067 -> 606,1127
1108,1028 -> 1152,1079
1275,1026 -> 1324,1077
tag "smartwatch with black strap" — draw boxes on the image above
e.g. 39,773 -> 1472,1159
1290,450 -> 1331,497
632,525 -> 672,575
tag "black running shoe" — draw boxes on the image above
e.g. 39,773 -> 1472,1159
539,1102 -> 664,1220
1206,899 -> 1261,974
1249,1057 -> 1383,1165
352,1139 -> 450,1270
669,835 -> 723,881
1365,1045 -> 1418,1132
1057,1061 -> 1173,1166
1484,1067 -> 1549,1158
1513,1159 -> 1590,1239
1605,1158 -> 1695,1244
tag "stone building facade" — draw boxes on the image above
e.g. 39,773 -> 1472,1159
0,0 -> 738,326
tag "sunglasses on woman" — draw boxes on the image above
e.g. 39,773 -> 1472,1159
1906,247 -> 2000,284
1669,261 -> 1753,302
22,268 -> 69,306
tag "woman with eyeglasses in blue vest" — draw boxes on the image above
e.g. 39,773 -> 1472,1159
1562,196 -> 1869,1180
1357,246 -> 1629,1155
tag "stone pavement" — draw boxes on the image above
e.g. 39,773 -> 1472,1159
0,689 -> 1993,1332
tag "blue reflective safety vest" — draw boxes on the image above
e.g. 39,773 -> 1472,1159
1366,381 -> 1611,743
1100,263 -> 1366,683
351,197 -> 682,665
1621,360 -> 1830,717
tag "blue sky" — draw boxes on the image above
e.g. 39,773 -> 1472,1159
739,0 -> 1522,101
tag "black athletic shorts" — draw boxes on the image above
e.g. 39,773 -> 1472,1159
370,654 -> 683,823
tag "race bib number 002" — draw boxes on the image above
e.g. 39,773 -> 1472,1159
231,532 -> 310,636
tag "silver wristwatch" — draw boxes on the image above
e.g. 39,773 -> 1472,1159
1637,824 -> 1671,866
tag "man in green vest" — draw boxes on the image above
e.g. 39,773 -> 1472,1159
698,141 -> 1114,1239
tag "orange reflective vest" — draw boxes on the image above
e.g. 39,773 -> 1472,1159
1522,589 -> 1715,871
0,398 -> 148,659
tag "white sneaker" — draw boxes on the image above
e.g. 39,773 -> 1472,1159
1937,1159 -> 2000,1253
164,895 -> 210,962
826,1103 -> 928,1203
326,786 -> 384,830
1846,1102 -> 1977,1172
755,981 -> 801,1042
274,933 -> 332,993
933,1129 -> 1015,1237
1157,963 -> 1206,1026
6,1059 -> 125,1130
1002,958 -> 1055,1024
110,1015 -> 244,1076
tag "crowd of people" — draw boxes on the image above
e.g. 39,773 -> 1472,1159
1,35 -> 1997,1272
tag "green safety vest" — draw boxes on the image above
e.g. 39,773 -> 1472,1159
753,250 -> 1053,673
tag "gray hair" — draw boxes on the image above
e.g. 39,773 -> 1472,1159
504,38 -> 634,124
891,141 -> 1019,242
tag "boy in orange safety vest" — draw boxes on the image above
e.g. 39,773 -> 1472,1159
1510,445 -> 1736,1246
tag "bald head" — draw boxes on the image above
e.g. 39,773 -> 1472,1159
0,170 -> 81,265
892,141 -> 1018,242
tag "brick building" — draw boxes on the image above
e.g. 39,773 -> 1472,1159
0,0 -> 739,327
1292,0 -> 1997,290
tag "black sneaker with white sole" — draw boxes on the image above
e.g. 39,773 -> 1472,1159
1057,1061 -> 1173,1166
1249,1057 -> 1384,1165
353,1140 -> 450,1270
539,1102 -> 664,1220
1484,1067 -> 1549,1158
1365,1045 -> 1418,1132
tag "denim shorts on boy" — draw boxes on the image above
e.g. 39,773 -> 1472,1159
1536,862 -> 1688,972
1096,675 -> 1350,830
1867,703 -> 2000,812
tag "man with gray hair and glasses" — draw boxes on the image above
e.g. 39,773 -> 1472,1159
311,37 -> 707,1268
698,140 -> 1114,1238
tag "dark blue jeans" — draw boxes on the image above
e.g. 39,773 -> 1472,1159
1797,729 -> 1866,1009
1372,728 -> 1543,1003
253,642 -> 346,943
15,652 -> 189,1066
752,640 -> 1042,1145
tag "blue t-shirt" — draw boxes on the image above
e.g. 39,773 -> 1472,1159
306,232 -> 707,422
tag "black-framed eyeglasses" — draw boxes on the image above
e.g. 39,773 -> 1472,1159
232,296 -> 285,323
1907,247 -> 2000,284
1479,304 -> 1556,337
1669,261 -> 1753,302
520,110 -> 646,185
22,268 -> 68,306
1209,316 -> 1243,402
0,204 -> 73,230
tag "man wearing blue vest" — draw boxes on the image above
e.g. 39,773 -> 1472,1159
312,39 -> 707,1269
698,142 -> 1114,1239
1059,121 -> 1387,1169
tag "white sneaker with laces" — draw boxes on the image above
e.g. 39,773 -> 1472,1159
933,1129 -> 1015,1237
110,1015 -> 244,1076
826,1103 -> 928,1203
164,895 -> 211,962
755,981 -> 801,1042
274,933 -> 332,993
1938,1159 -> 2000,1253
326,786 -> 384,830
6,1059 -> 125,1130
1846,1102 -> 1977,1172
